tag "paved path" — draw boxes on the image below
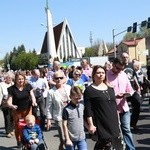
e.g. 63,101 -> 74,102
0,98 -> 149,150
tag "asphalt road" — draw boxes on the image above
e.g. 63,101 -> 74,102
0,98 -> 149,150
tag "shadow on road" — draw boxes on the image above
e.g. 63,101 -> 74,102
136,147 -> 150,150
0,127 -> 5,137
0,146 -> 17,150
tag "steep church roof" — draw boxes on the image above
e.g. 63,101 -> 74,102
53,22 -> 63,51
40,19 -> 79,59
41,22 -> 64,54
41,32 -> 48,54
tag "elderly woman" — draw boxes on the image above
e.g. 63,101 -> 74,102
46,70 -> 71,150
7,72 -> 37,149
0,72 -> 15,138
67,69 -> 85,91
132,60 -> 145,93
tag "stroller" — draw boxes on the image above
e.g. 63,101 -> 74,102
17,118 -> 48,150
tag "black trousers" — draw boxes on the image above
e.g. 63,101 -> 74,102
94,139 -> 114,150
127,92 -> 141,126
2,107 -> 14,134
32,96 -> 46,130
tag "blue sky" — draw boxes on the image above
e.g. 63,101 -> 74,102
0,0 -> 150,59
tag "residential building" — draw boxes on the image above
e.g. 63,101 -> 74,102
107,38 -> 150,65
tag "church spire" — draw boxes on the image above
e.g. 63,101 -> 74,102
46,0 -> 49,9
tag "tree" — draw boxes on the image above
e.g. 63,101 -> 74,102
14,52 -> 39,70
84,47 -> 95,57
106,42 -> 114,51
3,44 -> 39,70
123,32 -> 135,41
17,44 -> 26,54
32,49 -> 37,54
38,54 -> 48,65
123,27 -> 150,41
138,27 -> 150,38
3,53 -> 10,71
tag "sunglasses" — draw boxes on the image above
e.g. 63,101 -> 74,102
75,73 -> 81,76
54,77 -> 64,80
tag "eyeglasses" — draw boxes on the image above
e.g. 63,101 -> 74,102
54,77 -> 64,80
123,56 -> 129,59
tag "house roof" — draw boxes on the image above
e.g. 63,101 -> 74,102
106,48 -> 117,54
122,38 -> 143,46
107,49 -> 114,54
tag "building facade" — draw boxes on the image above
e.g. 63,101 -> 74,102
41,19 -> 81,62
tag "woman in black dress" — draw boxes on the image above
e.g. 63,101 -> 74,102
7,72 -> 37,149
84,65 -> 120,150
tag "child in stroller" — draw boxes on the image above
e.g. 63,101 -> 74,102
19,114 -> 47,150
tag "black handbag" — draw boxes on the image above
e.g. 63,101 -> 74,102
143,77 -> 150,87
35,88 -> 43,98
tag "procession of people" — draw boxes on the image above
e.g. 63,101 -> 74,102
0,57 -> 149,150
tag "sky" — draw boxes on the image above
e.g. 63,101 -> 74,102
0,0 -> 150,59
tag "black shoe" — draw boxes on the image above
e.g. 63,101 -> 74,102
17,141 -> 22,148
131,124 -> 139,131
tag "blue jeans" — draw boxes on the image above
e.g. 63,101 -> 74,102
30,139 -> 45,150
65,139 -> 88,150
120,111 -> 135,150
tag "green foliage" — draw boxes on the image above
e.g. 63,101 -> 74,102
138,27 -> 150,38
17,44 -> 26,54
123,27 -> 150,41
84,47 -> 96,57
14,52 -> 38,70
38,55 -> 48,65
32,49 -> 37,54
123,32 -> 135,41
106,42 -> 113,51
85,39 -> 111,56
3,44 -> 39,70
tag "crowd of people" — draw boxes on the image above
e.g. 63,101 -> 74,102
0,55 -> 149,150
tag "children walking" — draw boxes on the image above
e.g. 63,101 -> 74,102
62,86 -> 88,150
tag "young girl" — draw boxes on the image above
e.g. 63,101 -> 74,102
62,86 -> 88,150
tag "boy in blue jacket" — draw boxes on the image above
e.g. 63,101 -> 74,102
23,114 -> 45,150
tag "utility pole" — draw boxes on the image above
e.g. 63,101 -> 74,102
112,29 -> 127,58
89,31 -> 93,47
112,29 -> 116,58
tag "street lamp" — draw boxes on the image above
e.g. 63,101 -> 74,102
112,29 -> 127,58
